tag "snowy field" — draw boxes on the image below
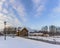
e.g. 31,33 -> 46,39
28,36 -> 60,42
0,36 -> 60,48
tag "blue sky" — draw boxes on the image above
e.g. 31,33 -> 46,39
0,0 -> 60,30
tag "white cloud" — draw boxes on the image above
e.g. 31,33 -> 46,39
2,8 -> 8,14
0,6 -> 2,11
0,13 -> 7,29
0,0 -> 5,5
36,5 -> 44,12
9,0 -> 15,3
49,0 -> 60,18
32,0 -> 41,4
14,18 -> 22,27
0,21 -> 4,30
9,0 -> 27,22
0,12 -> 23,30
32,0 -> 41,8
0,2 -> 3,5
32,0 -> 47,17
0,0 -> 6,2
0,1 -> 23,31
0,1 -> 4,11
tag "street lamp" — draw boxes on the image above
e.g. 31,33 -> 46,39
4,21 -> 6,40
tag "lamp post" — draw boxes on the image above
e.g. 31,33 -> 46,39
4,21 -> 6,40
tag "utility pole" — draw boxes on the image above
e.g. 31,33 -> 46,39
4,21 -> 6,40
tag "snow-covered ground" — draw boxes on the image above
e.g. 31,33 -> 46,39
0,36 -> 60,48
28,36 -> 60,42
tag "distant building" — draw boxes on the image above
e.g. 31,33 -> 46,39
49,25 -> 56,33
56,27 -> 60,32
41,26 -> 48,32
